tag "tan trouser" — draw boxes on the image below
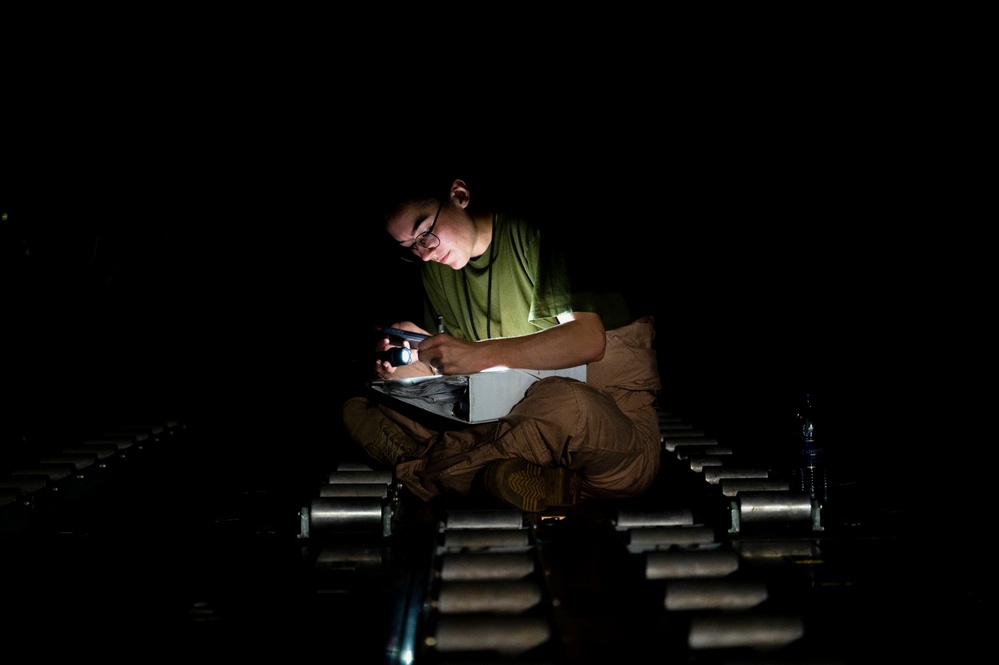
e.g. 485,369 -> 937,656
382,374 -> 660,501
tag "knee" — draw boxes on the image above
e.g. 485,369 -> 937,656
516,376 -> 583,413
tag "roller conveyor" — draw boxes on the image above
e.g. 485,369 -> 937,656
288,410 -> 910,663
0,421 -> 182,536
0,408 -> 984,663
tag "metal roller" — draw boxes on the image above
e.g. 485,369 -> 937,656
314,544 -> 385,567
318,483 -> 388,498
687,614 -> 804,650
0,476 -> 48,493
665,578 -> 769,610
445,509 -> 523,530
721,478 -> 790,497
730,491 -> 822,532
308,497 -> 385,531
735,539 -> 820,560
616,508 -> 694,529
688,455 -> 727,472
646,549 -> 740,579
439,552 -> 535,580
627,526 -> 716,550
103,428 -> 150,441
737,491 -> 814,520
663,436 -> 718,452
326,470 -> 393,485
443,529 -> 530,551
435,579 -> 542,613
38,454 -> 97,470
675,445 -> 733,459
12,465 -> 75,481
703,466 -> 769,484
336,462 -> 376,471
430,615 -> 551,653
63,445 -> 118,460
83,437 -> 134,450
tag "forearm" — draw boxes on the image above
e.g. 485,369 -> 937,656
475,314 -> 606,371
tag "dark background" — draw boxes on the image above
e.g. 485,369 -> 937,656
2,135 -> 955,492
1,33 -> 978,515
0,18 -> 989,663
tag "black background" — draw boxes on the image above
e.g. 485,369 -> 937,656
1,34 -> 978,512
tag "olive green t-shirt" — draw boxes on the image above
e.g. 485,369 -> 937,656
421,213 -> 576,341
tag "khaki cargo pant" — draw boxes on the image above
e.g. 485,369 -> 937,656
380,316 -> 663,503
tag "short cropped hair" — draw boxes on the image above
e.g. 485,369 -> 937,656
375,168 -> 459,222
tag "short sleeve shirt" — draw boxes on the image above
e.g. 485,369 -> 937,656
421,213 -> 574,341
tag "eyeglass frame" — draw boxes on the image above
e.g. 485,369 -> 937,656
402,199 -> 443,258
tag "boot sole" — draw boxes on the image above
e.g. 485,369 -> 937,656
485,459 -> 581,512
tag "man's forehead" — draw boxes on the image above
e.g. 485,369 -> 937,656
387,204 -> 429,242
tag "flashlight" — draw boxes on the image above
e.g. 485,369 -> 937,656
376,347 -> 412,366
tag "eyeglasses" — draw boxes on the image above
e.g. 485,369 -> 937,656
401,200 -> 442,261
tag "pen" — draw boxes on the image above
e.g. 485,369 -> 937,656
438,316 -> 444,334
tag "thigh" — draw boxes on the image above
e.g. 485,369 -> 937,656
512,377 -> 661,497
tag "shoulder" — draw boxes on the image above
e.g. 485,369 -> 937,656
496,212 -> 543,248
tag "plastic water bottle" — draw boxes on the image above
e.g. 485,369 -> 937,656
796,392 -> 828,505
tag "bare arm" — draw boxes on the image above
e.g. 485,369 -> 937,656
417,311 -> 606,375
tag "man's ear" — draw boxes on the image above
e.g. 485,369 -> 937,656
450,179 -> 471,208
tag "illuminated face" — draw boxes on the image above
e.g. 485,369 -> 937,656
387,199 -> 476,270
